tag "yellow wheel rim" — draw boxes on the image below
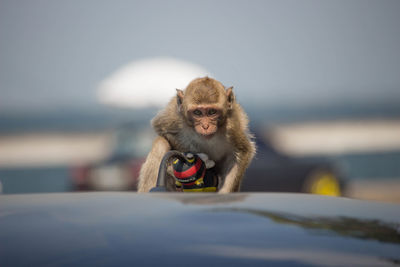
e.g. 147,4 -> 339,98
309,172 -> 341,196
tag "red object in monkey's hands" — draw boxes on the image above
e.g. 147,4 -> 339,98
172,153 -> 218,192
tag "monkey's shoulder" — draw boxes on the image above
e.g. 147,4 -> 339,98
226,107 -> 256,154
151,105 -> 183,136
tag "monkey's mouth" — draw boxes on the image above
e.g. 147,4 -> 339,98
195,125 -> 217,139
200,132 -> 215,139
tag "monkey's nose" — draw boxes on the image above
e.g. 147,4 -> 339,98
202,124 -> 209,130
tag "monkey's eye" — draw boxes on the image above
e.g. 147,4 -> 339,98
208,109 -> 217,116
193,109 -> 203,116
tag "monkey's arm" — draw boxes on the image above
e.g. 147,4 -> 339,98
219,136 -> 255,193
218,157 -> 249,193
137,136 -> 171,192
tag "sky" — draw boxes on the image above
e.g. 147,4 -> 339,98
1,0 -> 400,112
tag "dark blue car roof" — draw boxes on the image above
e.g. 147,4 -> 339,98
1,193 -> 399,266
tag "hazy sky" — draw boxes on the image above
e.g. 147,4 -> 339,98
1,0 -> 400,112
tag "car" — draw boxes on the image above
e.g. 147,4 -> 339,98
242,132 -> 346,196
71,156 -> 144,191
1,192 -> 399,266
71,125 -> 346,196
71,124 -> 154,191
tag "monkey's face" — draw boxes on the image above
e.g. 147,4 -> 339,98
188,106 -> 221,138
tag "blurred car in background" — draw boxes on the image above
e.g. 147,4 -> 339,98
71,125 -> 346,195
71,123 -> 154,191
242,131 -> 346,196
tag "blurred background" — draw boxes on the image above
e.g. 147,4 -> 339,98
1,0 -> 399,202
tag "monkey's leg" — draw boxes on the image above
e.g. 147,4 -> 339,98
219,151 -> 254,193
137,136 -> 171,192
219,163 -> 240,193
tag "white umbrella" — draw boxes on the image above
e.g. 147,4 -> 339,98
97,57 -> 211,108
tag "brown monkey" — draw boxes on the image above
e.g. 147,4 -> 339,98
137,77 -> 255,193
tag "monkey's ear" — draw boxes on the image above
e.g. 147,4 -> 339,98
226,86 -> 235,108
176,89 -> 184,106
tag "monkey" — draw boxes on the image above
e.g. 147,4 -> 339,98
137,77 -> 255,193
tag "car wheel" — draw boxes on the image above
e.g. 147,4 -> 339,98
303,169 -> 341,196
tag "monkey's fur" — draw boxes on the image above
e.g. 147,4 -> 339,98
137,77 -> 255,193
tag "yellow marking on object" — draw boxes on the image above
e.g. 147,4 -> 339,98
202,187 -> 217,192
183,188 -> 205,192
195,178 -> 204,185
182,187 -> 217,193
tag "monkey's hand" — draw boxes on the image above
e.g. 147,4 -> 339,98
194,153 -> 215,169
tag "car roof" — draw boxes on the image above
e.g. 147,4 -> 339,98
1,192 -> 399,266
